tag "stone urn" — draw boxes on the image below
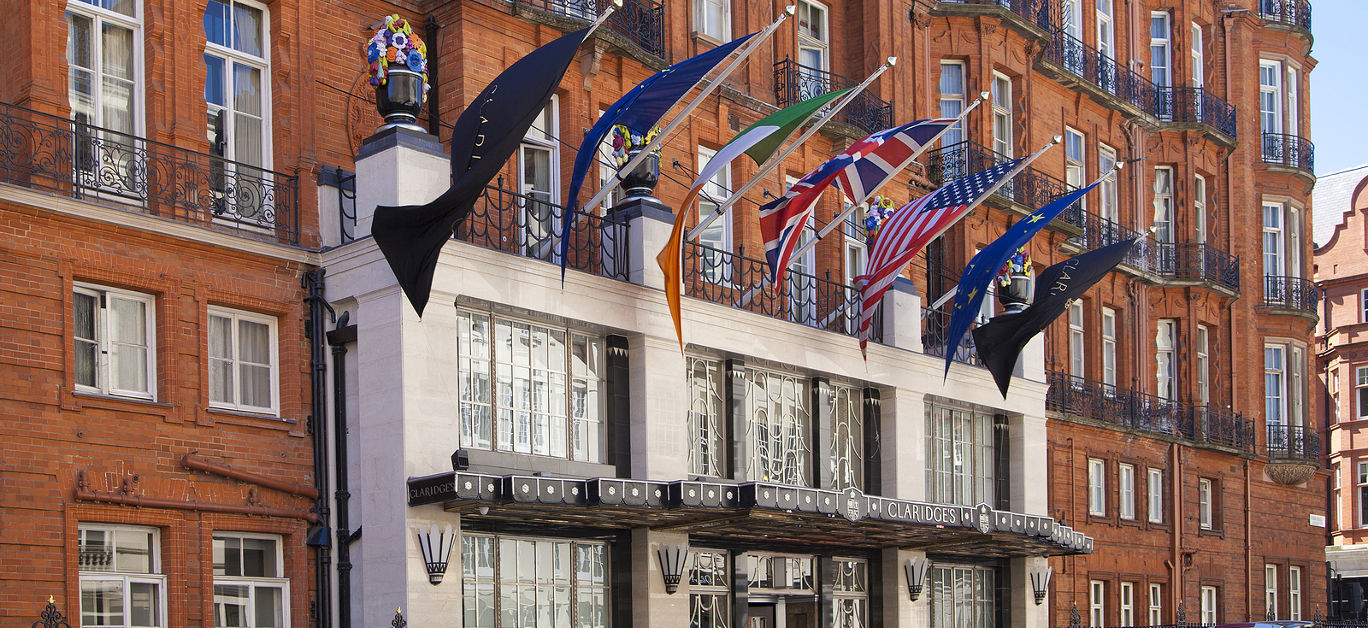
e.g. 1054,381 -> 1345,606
997,273 -> 1032,313
620,148 -> 660,199
375,68 -> 425,130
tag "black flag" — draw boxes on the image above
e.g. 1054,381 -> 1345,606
972,237 -> 1139,398
372,27 -> 591,316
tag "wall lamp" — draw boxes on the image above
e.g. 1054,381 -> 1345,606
1030,565 -> 1054,605
657,542 -> 690,594
416,524 -> 457,585
904,557 -> 930,601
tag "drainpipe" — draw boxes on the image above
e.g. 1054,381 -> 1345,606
1171,441 -> 1182,615
327,312 -> 358,628
304,270 -> 334,628
1246,458 -> 1254,620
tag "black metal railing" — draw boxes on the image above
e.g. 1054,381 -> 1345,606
1154,242 -> 1240,291
1046,370 -> 1255,451
0,101 -> 299,244
1064,210 -> 1149,267
1266,424 -> 1320,463
773,58 -> 893,135
935,0 -> 1054,30
1262,133 -> 1315,172
456,180 -> 630,281
1259,0 -> 1313,32
1262,275 -> 1319,314
926,141 -> 1077,223
1044,31 -> 1159,114
1155,86 -> 1238,139
514,0 -> 665,59
921,304 -> 983,366
681,240 -> 881,342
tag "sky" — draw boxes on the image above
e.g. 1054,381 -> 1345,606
1309,1 -> 1368,176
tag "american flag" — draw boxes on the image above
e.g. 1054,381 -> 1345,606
834,118 -> 956,205
854,156 -> 1027,353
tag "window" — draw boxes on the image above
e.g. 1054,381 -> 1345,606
1153,167 -> 1174,244
747,367 -> 812,486
1358,461 -> 1368,527
1362,288 -> 1368,323
1150,11 -> 1172,87
690,549 -> 729,628
787,181 -> 818,322
928,405 -> 997,507
688,356 -> 726,478
1156,320 -> 1176,401
519,99 -> 559,260
1097,0 -> 1115,60
1065,128 -> 1086,213
1088,458 -> 1105,516
931,565 -> 996,628
1196,325 -> 1210,405
1198,478 -> 1215,530
1332,369 -> 1342,424
1099,144 -> 1118,223
1201,586 -> 1218,625
1090,580 -> 1106,626
694,0 -> 729,40
1266,345 -> 1286,426
939,61 -> 966,152
1119,463 -> 1135,520
1070,301 -> 1085,380
796,0 -> 829,96
67,0 -> 142,166
1358,367 -> 1368,420
79,524 -> 164,628
74,283 -> 156,399
991,73 -> 1012,158
1148,468 -> 1164,523
204,0 -> 270,222
1290,345 -> 1305,426
455,310 -> 605,462
1261,60 -> 1282,135
1266,564 -> 1278,619
1149,583 -> 1163,625
1289,566 -> 1302,620
1191,22 -> 1204,88
1263,202 -> 1286,295
828,383 -> 865,491
842,200 -> 867,334
831,558 -> 868,628
594,111 -> 624,212
1120,581 -> 1135,626
1102,308 -> 1117,388
213,534 -> 286,628
696,146 -> 732,283
207,307 -> 278,414
1194,175 -> 1208,244
1061,0 -> 1084,74
461,534 -> 608,628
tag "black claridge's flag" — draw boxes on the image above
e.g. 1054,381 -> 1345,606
372,27 -> 591,317
972,237 -> 1139,398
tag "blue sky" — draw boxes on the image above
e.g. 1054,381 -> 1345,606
1310,1 -> 1368,176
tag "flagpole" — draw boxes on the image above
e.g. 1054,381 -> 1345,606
584,0 -> 622,37
921,157 -> 1121,316
685,57 -> 898,242
731,93 -> 989,307
578,6 -> 795,218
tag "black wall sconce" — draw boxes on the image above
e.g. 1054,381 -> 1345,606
1030,565 -> 1053,605
657,542 -> 690,594
416,524 -> 457,585
904,557 -> 930,601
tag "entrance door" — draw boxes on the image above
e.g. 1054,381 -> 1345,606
748,603 -> 776,628
785,599 -> 817,628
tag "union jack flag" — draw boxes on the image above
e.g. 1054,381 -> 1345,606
834,118 -> 956,205
854,157 -> 1027,353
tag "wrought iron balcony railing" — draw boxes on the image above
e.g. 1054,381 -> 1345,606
1266,424 -> 1320,464
1261,274 -> 1319,315
1259,0 -> 1313,32
934,0 -> 1054,31
1261,133 -> 1315,173
773,58 -> 893,135
1044,32 -> 1159,115
681,240 -> 882,342
1046,370 -> 1255,452
1153,242 -> 1240,292
1155,86 -> 1238,139
0,101 -> 298,244
926,141 -> 1079,227
921,303 -> 983,366
514,0 -> 665,59
455,180 -> 630,281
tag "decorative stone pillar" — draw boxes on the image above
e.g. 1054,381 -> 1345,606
880,277 -> 923,353
353,127 -> 447,239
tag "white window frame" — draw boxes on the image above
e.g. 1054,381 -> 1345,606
694,0 -> 730,41
1090,580 -> 1106,626
1289,565 -> 1302,620
1266,344 -> 1286,427
519,97 -> 560,259
1148,468 -> 1164,523
696,145 -> 733,284
1198,478 -> 1214,530
462,533 -> 610,628
1359,461 -> 1368,528
1361,288 -> 1368,323
1194,175 -> 1208,244
796,0 -> 829,76
1290,345 -> 1305,426
1119,463 -> 1135,520
1153,167 -> 1174,244
1156,319 -> 1176,401
74,283 -> 157,400
79,524 -> 167,628
212,532 -> 290,628
939,61 -> 966,152
1201,585 -> 1218,625
1261,60 -> 1284,135
1099,144 -> 1118,223
1287,65 -> 1300,137
1070,301 -> 1086,380
1266,564 -> 1278,619
1150,11 -> 1172,87
1120,581 -> 1134,626
207,306 -> 279,415
1263,201 -> 1285,279
1102,307 -> 1117,388
1096,0 -> 1115,60
1088,458 -> 1105,516
842,197 -> 866,334
1149,583 -> 1163,625
1065,128 -> 1086,213
991,73 -> 1013,158
1196,325 -> 1210,405
595,109 -> 624,211
1191,22 -> 1204,88
1357,367 -> 1368,420
203,0 -> 272,173
66,0 -> 146,136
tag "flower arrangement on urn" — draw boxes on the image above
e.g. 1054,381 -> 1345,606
995,246 -> 1033,312
367,14 -> 429,131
